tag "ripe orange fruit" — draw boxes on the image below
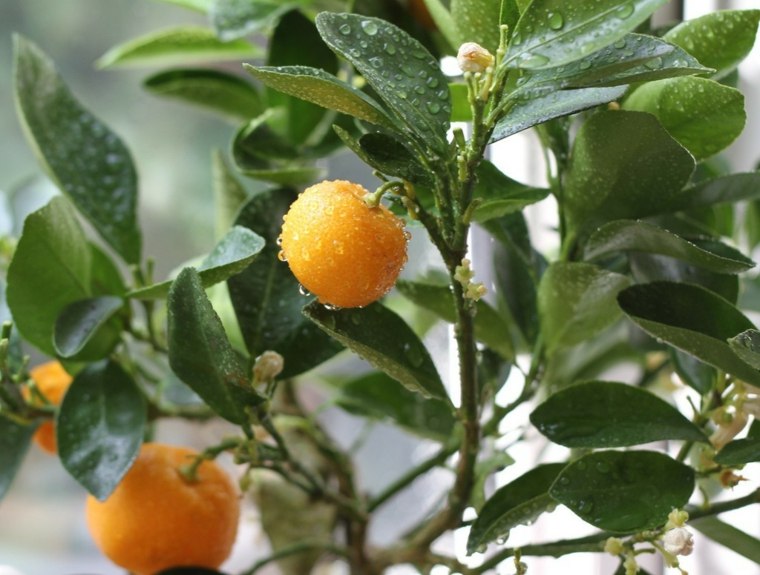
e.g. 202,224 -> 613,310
25,361 -> 72,454
279,180 -> 408,308
86,443 -> 240,575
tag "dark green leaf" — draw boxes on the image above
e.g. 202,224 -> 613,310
144,68 -> 262,121
57,360 -> 146,500
671,349 -> 716,395
168,268 -> 262,424
212,150 -> 251,240
618,282 -> 760,388
665,10 -> 760,80
0,417 -> 35,501
728,329 -> 760,370
334,372 -> 456,441
584,220 -> 754,274
550,451 -> 694,532
452,0 -> 501,53
714,421 -> 760,465
673,172 -> 760,211
692,516 -> 760,564
624,77 -> 745,160
245,66 -> 395,129
531,381 -> 708,447
396,280 -> 514,360
304,301 -> 450,402
467,463 -> 565,554
7,197 -> 91,355
471,160 -> 549,222
13,35 -> 141,263
491,87 -> 627,144
538,262 -> 631,353
503,0 -> 667,69
316,13 -> 450,154
211,0 -> 294,41
128,226 -> 265,299
564,111 -> 694,234
89,243 -> 127,296
53,296 -> 124,360
97,26 -> 261,68
228,189 -> 343,379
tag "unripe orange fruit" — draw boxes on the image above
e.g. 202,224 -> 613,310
279,180 -> 408,308
24,361 -> 72,454
86,443 -> 240,575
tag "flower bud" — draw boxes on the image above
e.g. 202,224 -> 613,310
457,42 -> 494,73
604,537 -> 625,556
662,527 -> 694,556
253,350 -> 284,384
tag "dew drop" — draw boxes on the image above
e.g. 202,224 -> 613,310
558,476 -> 570,486
350,313 -> 362,325
426,77 -> 439,88
644,56 -> 663,70
384,43 -> 396,55
403,342 -> 425,367
414,85 -> 426,95
369,57 -> 383,68
520,53 -> 550,68
548,11 -> 564,30
426,101 -> 441,114
579,60 -> 592,70
614,38 -> 627,50
298,284 -> 311,297
361,20 -> 379,36
615,3 -> 635,19
595,461 -> 611,474
339,23 -> 352,35
277,250 -> 287,262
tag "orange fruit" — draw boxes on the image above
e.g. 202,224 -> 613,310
86,443 -> 240,575
279,180 -> 408,308
25,361 -> 72,454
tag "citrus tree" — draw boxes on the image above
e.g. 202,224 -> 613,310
3,0 -> 760,574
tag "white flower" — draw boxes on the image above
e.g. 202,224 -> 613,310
710,410 -> 748,450
457,42 -> 494,73
662,527 -> 694,556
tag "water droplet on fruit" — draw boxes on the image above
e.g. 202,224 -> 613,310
277,250 -> 287,262
299,284 -> 311,297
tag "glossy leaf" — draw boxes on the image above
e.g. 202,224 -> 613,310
144,68 -> 262,121
168,268 -> 262,424
211,0 -> 294,41
624,77 -> 745,160
304,301 -> 450,402
618,282 -> 760,388
57,360 -> 146,500
396,280 -> 514,360
14,36 -> 141,263
564,111 -> 694,233
531,381 -> 708,447
128,226 -> 264,299
334,372 -> 456,441
692,516 -> 760,564
665,10 -> 760,80
467,463 -> 565,554
675,173 -> 760,210
316,13 -> 451,154
0,417 -> 35,501
452,0 -> 501,53
671,349 -> 717,395
53,296 -> 124,360
471,160 -> 549,222
728,329 -> 760,370
97,26 -> 260,68
550,451 -> 694,532
503,0 -> 667,69
7,197 -> 91,355
228,189 -> 343,379
538,262 -> 631,353
584,220 -> 754,274
714,420 -> 760,465
491,86 -> 626,144
89,243 -> 127,296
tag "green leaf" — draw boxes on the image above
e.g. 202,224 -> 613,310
396,280 -> 514,360
212,150 -> 251,239
618,282 -> 760,388
97,26 -> 260,68
671,350 -> 716,395
531,381 -> 708,448
564,111 -> 694,233
471,160 -> 550,222
128,226 -> 265,300
467,463 -> 565,554
422,0 -> 460,49
549,450 -> 694,532
334,372 -> 456,441
13,36 -> 141,263
0,417 -> 35,502
471,450 -> 516,511
168,268 -> 263,424
584,220 -> 754,274
538,262 -> 631,353
675,173 -> 760,210
728,329 -> 760,371
151,0 -> 211,11
714,420 -> 760,465
53,296 -> 125,360
665,10 -> 760,80
57,360 -> 146,501
211,0 -> 295,41
692,516 -> 760,564
623,77 -> 745,160
89,243 -> 127,296
144,68 -> 262,121
503,0 -> 667,69
452,0 -> 502,53
304,301 -> 450,402
316,13 -> 451,154
7,197 -> 91,355
491,87 -> 626,144
246,65 -> 395,129
228,189 -> 343,379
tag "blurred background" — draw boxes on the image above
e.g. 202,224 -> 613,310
1,1 -> 759,574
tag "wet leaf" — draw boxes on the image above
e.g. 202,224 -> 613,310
452,0 -> 502,53
0,417 -> 35,502
53,296 -> 125,360
211,0 -> 294,41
